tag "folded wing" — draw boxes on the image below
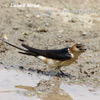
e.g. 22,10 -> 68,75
21,44 -> 72,61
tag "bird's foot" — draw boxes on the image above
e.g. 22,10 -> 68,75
60,70 -> 71,77
57,70 -> 76,79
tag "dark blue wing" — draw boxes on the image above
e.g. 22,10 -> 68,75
22,44 -> 72,61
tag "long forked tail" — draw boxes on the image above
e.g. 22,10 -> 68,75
1,40 -> 37,56
2,40 -> 26,51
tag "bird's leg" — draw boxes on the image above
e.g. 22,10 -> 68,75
59,69 -> 66,75
56,66 -> 73,79
56,66 -> 65,75
56,66 -> 66,76
55,66 -> 61,73
60,69 -> 69,77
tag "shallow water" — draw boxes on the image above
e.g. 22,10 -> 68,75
0,67 -> 49,100
0,66 -> 100,100
60,83 -> 100,100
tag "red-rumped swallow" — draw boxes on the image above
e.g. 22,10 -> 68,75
2,40 -> 86,74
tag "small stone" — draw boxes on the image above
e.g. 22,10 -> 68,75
45,22 -> 49,27
27,23 -> 33,27
13,26 -> 18,30
82,32 -> 87,36
69,18 -> 77,23
58,35 -> 62,38
36,27 -> 48,32
18,38 -> 25,42
49,44 -> 53,46
3,34 -> 8,40
91,71 -> 94,74
22,32 -> 29,35
19,66 -> 24,70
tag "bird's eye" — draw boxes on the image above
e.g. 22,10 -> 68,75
76,45 -> 81,48
76,44 -> 83,48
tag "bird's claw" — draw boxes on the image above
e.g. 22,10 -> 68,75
57,70 -> 76,79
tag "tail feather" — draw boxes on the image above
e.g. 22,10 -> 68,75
18,51 -> 37,56
2,40 -> 38,57
2,40 -> 26,52
22,44 -> 39,53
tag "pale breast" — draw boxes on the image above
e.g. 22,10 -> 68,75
46,59 -> 61,69
38,56 -> 61,69
38,55 -> 78,69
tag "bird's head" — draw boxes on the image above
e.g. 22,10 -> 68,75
70,43 -> 86,53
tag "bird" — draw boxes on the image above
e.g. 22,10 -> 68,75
2,40 -> 86,75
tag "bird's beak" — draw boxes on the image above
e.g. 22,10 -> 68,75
79,44 -> 87,52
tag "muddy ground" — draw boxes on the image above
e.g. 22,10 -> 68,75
0,0 -> 100,100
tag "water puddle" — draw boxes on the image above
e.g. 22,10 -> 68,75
0,66 -> 72,100
0,66 -> 100,100
0,67 -> 49,100
60,83 -> 100,100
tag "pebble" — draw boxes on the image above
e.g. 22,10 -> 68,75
36,27 -> 48,32
18,38 -> 25,42
27,23 -> 33,27
57,35 -> 62,38
69,18 -> 77,23
45,22 -> 49,27
82,32 -> 87,36
13,26 -> 18,30
44,21 -> 49,27
49,44 -> 53,46
22,32 -> 29,35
